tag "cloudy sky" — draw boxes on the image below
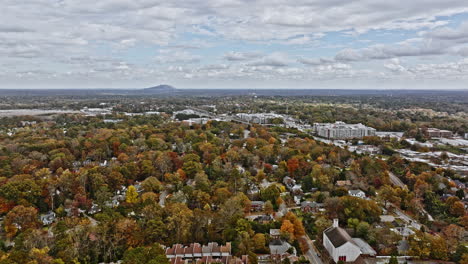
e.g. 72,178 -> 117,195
2,0 -> 468,89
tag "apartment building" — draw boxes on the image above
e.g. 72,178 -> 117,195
314,121 -> 376,139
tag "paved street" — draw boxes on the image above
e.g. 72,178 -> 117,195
388,172 -> 406,188
393,206 -> 421,230
302,235 -> 323,264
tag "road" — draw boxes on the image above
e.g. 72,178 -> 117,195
388,171 -> 406,188
301,235 -> 323,264
393,206 -> 421,230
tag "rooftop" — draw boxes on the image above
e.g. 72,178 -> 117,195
270,229 -> 281,236
352,238 -> 376,256
324,226 -> 354,248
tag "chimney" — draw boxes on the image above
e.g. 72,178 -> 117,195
333,219 -> 339,228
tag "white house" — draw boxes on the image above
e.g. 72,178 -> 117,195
348,189 -> 366,199
40,212 -> 56,225
323,219 -> 361,263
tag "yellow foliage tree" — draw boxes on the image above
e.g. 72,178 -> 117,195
126,185 -> 138,204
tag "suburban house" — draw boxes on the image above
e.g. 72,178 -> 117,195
40,211 -> 56,225
254,214 -> 273,223
283,176 -> 296,190
391,225 -> 415,237
105,197 -> 120,208
88,203 -> 101,214
301,201 -> 322,213
250,201 -> 265,212
348,189 -> 366,199
269,229 -> 297,263
291,184 -> 303,195
379,215 -> 396,223
336,180 -> 352,187
323,219 -> 361,263
270,229 -> 281,240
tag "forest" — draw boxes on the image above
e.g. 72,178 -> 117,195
0,96 -> 466,264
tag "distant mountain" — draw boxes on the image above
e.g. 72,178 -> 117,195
140,84 -> 176,94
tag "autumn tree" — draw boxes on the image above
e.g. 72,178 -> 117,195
126,185 -> 139,203
165,203 -> 193,243
287,158 -> 299,177
252,233 -> 267,253
378,185 -> 401,207
4,205 -> 39,238
449,201 -> 466,217
260,185 -> 280,207
141,177 -> 162,193
264,201 -> 274,215
280,220 -> 295,239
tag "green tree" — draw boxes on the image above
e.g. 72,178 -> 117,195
388,255 -> 398,264
260,185 -> 280,207
347,218 -> 360,234
356,222 -> 370,239
122,243 -> 169,264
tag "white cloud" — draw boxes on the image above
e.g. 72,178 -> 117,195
334,21 -> 468,62
223,51 -> 263,61
247,52 -> 292,67
1,0 -> 468,88
384,58 -> 408,73
155,50 -> 201,64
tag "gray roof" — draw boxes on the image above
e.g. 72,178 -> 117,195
349,190 -> 364,195
254,215 -> 272,222
324,227 -> 354,248
379,215 -> 395,222
301,201 -> 319,208
251,201 -> 265,205
352,238 -> 376,256
270,229 -> 281,236
269,241 -> 292,255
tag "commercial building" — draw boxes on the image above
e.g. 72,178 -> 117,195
235,113 -> 283,124
314,122 -> 376,139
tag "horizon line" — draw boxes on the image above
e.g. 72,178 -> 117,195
0,87 -> 468,91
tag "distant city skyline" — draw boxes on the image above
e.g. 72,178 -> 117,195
2,0 -> 468,89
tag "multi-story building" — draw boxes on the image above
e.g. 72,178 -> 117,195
313,122 -> 376,139
235,113 -> 283,124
